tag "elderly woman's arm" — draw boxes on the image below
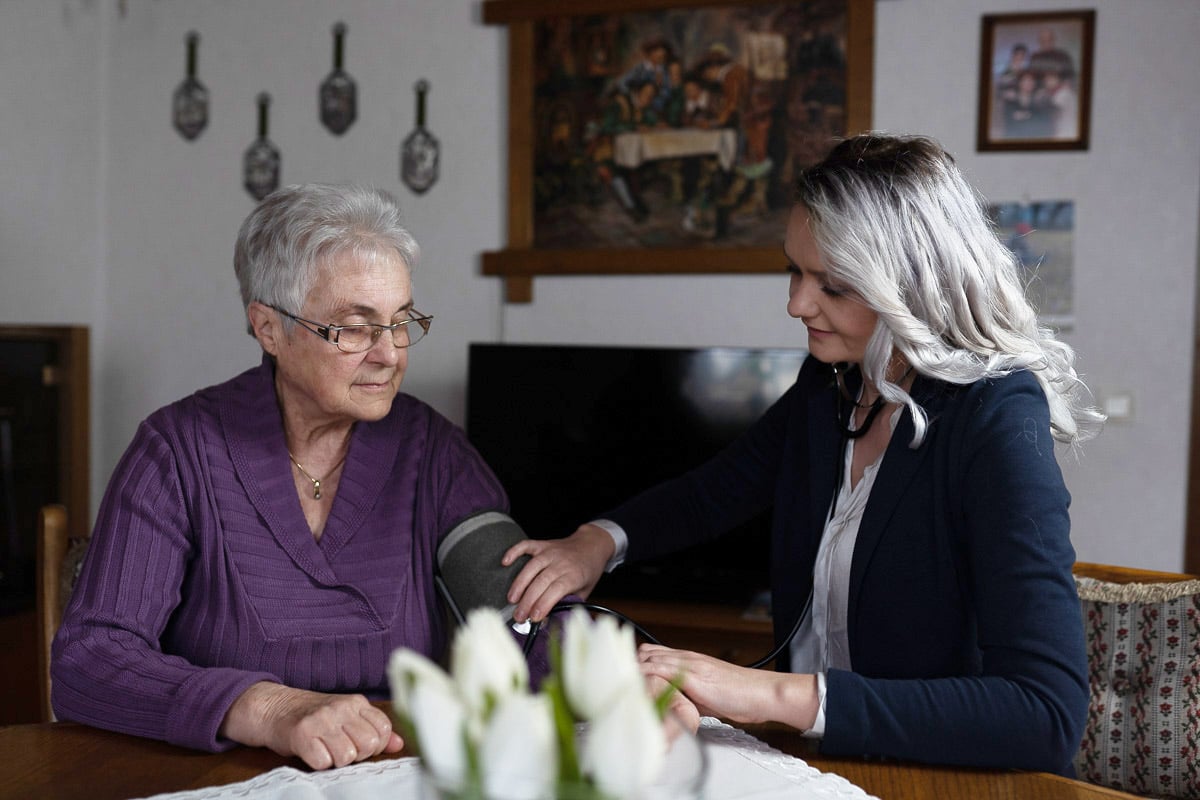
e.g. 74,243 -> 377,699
51,423 -> 281,750
52,422 -> 402,769
220,682 -> 401,769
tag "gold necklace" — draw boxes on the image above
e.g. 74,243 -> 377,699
288,452 -> 347,500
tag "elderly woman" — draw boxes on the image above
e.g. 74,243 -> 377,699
52,184 -> 517,770
505,133 -> 1102,776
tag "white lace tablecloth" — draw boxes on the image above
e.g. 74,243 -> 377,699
134,719 -> 877,800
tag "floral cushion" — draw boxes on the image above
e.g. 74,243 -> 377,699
1074,576 -> 1200,798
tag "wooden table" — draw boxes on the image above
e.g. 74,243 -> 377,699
0,717 -> 1143,800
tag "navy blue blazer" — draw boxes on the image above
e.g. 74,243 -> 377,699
610,356 -> 1088,775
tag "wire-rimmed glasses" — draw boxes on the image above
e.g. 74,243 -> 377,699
270,306 -> 432,353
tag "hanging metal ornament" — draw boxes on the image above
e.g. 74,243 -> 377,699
243,93 -> 281,201
172,31 -> 209,141
401,79 -> 440,194
319,22 -> 357,135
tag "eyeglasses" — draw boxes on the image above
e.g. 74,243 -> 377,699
270,306 -> 433,353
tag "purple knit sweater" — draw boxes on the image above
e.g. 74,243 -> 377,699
51,357 -> 508,751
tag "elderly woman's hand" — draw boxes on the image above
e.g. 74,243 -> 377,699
502,523 -> 615,623
221,682 -> 403,770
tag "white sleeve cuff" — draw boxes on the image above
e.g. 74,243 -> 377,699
589,519 -> 628,572
802,672 -> 827,739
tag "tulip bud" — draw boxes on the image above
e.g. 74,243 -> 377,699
409,678 -> 470,791
480,693 -> 558,800
562,607 -> 642,721
583,683 -> 668,797
452,608 -> 530,720
388,647 -> 456,721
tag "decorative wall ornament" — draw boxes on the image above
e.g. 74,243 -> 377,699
172,31 -> 209,141
319,22 -> 357,135
400,79 -> 440,195
243,93 -> 281,201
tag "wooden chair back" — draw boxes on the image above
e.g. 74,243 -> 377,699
35,504 -> 87,722
1071,560 -> 1200,798
1072,561 -> 1198,584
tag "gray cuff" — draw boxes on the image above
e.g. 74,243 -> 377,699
589,519 -> 628,573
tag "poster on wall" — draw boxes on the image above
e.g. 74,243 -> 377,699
987,199 -> 1075,331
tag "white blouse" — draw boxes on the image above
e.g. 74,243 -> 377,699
789,405 -> 900,737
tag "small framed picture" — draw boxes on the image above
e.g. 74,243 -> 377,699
977,10 -> 1094,151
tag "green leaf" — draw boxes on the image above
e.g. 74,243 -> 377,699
653,673 -> 685,719
542,674 -> 582,784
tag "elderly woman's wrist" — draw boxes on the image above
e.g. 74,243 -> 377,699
220,680 -> 282,746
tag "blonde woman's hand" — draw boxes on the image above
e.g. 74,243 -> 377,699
502,523 -> 614,622
638,644 -> 820,731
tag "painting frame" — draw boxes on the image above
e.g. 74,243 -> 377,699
976,9 -> 1094,153
482,0 -> 875,302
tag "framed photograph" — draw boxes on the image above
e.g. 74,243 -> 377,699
482,0 -> 874,302
977,10 -> 1094,152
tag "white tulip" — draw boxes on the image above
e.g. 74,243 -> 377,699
479,693 -> 558,800
387,647 -> 456,721
452,608 -> 529,720
583,684 -> 668,798
562,607 -> 642,721
408,677 -> 470,791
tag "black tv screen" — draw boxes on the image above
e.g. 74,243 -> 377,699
465,343 -> 806,607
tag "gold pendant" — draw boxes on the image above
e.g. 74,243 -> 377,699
313,480 -> 322,500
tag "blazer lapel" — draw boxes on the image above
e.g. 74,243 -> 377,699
807,371 -> 842,542
847,376 -> 944,615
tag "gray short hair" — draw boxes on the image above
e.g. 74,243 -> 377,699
233,183 -> 420,333
795,133 -> 1102,446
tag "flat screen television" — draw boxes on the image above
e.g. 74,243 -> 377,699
465,343 -> 807,608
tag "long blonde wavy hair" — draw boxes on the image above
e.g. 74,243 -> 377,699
794,133 -> 1104,447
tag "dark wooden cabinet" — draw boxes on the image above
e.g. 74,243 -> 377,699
0,325 -> 89,723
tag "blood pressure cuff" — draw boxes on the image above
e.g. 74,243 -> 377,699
436,510 -> 532,623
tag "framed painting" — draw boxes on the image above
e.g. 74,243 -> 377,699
977,9 -> 1094,152
482,0 -> 874,301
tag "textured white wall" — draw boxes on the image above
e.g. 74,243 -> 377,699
1,0 -> 1198,570
0,2 -> 107,330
